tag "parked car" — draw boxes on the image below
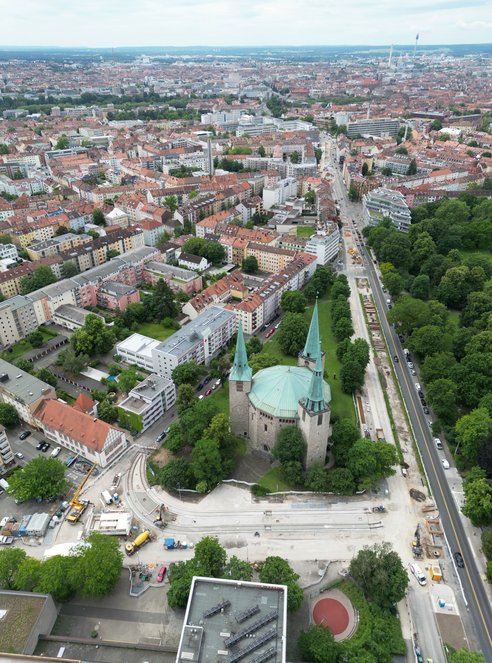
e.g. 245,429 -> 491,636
205,388 -> 213,396
163,427 -> 171,435
196,383 -> 203,391
203,376 -> 211,384
156,566 -> 167,582
198,395 -> 204,400
423,407 -> 430,414
41,442 -> 50,452
418,390 -> 424,398
434,438 -> 443,450
454,552 -> 465,568
420,398 -> 427,407
407,362 -> 414,369
19,431 -> 31,440
415,383 -> 421,391
15,452 -> 24,459
393,355 -> 399,362
442,459 -> 450,469
36,441 -> 44,450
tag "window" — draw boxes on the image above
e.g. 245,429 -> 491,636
318,414 -> 323,426
264,424 -> 268,432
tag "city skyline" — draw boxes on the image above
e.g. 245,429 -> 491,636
2,0 -> 492,48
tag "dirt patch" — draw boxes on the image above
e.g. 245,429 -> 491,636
435,613 -> 468,651
152,447 -> 171,467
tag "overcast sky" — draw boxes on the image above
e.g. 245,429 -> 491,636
2,0 -> 492,48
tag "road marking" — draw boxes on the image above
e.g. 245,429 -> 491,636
468,537 -> 478,562
368,257 -> 492,649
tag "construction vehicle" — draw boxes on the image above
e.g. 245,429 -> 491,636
412,524 -> 423,558
125,530 -> 150,556
66,463 -> 98,524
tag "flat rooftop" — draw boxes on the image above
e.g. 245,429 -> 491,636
176,576 -> 287,663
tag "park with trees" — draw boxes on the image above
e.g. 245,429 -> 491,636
364,195 -> 492,532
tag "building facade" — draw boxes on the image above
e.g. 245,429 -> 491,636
118,373 -> 176,433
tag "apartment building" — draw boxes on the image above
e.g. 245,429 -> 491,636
347,118 -> 400,138
34,398 -> 127,468
0,296 -> 39,347
0,244 -> 18,261
243,243 -> 297,273
0,359 -> 56,426
26,233 -> 92,261
305,225 -> 341,266
96,282 -> 140,311
118,374 -> 176,433
263,177 -> 298,210
116,333 -> 162,372
363,187 -> 412,233
143,261 -> 202,295
152,306 -> 237,378
183,271 -> 247,319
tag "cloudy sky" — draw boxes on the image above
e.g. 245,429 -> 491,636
2,0 -> 492,47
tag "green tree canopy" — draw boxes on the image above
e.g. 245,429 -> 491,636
462,467 -> 492,527
20,265 -> 57,295
281,290 -> 307,313
192,437 -> 224,490
172,361 -> 202,386
34,555 -> 75,602
176,383 -> 198,415
92,208 -> 106,226
277,312 -> 309,356
222,555 -> 253,581
455,408 -> 492,465
259,556 -> 304,611
7,457 -> 67,502
349,543 -> 408,609
14,557 -> 42,592
0,548 -> 27,589
0,403 -> 19,428
426,378 -> 458,424
194,536 -> 227,577
27,331 -> 44,348
70,314 -> 115,357
298,624 -> 339,663
71,532 -> 123,597
273,427 -> 306,465
340,358 -> 365,394
241,255 -> 259,274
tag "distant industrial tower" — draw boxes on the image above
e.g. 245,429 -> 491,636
388,44 -> 393,68
207,135 -> 214,178
414,34 -> 419,58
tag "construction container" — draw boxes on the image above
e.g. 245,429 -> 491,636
430,563 -> 442,582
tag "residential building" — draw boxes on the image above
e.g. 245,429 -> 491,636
183,271 -> 247,319
0,359 -> 56,426
177,252 -> 210,272
96,282 -> 140,311
347,118 -> 400,138
177,576 -> 287,663
152,306 -> 237,378
116,333 -> 162,372
26,233 -> 92,261
263,177 -> 297,210
0,591 -> 57,656
0,425 -> 14,467
0,296 -> 39,347
363,187 -> 412,233
0,243 -> 18,260
34,398 -> 127,468
137,218 -> 168,246
243,243 -> 296,273
52,304 -> 104,331
118,373 -> 176,433
305,225 -> 341,265
143,261 -> 202,295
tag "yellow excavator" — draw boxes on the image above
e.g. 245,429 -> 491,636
66,463 -> 98,524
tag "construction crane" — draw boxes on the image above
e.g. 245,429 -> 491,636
66,463 -> 98,524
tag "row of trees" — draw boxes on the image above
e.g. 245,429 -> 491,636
0,533 -> 122,601
181,237 -> 226,266
167,535 -> 303,611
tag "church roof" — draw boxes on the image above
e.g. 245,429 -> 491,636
230,321 -> 252,382
248,365 -> 330,418
300,300 -> 321,361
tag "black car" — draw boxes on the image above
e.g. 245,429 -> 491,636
19,431 -> 31,440
393,355 -> 399,362
398,334 -> 404,342
423,407 -> 430,414
418,390 -> 424,398
196,383 -> 203,391
454,552 -> 465,568
420,398 -> 427,407
41,442 -> 50,452
36,441 -> 44,450
203,376 -> 211,385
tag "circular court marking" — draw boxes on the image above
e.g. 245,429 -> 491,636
313,597 -> 349,635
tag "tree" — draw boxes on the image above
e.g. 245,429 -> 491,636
71,314 -> 115,357
406,159 -> 417,176
259,556 -> 304,611
164,195 -> 178,214
98,399 -> 118,424
167,560 -> 195,608
455,408 -> 492,465
290,150 -> 301,164
7,457 -> 67,502
449,650 -> 485,663
361,162 -> 370,176
14,557 -> 42,592
382,270 -> 404,299
387,297 -> 430,335
410,274 -> 430,300
249,353 -> 279,373
57,347 -> 89,375
282,460 -> 305,486
159,458 -> 194,491
481,530 -> 492,560
333,317 -> 354,342
34,555 -> 75,602
273,427 -> 306,464
222,556 -> 253,581
241,255 -> 259,274
15,358 -> 34,374
0,144 -> 9,155
92,208 -> 106,226
349,543 -> 408,609
298,625 -> 339,663
194,536 -> 227,577
340,358 -> 365,394
327,467 -> 356,494
27,331 -> 44,348
143,279 -> 178,322
246,336 -> 262,356
0,403 -> 19,428
305,464 -> 329,492
117,366 -> 141,393
0,548 -> 27,589
176,384 -> 197,414
462,467 -> 492,527
408,325 -> 451,358
421,352 -> 457,384
427,379 -> 458,424
35,368 -> 57,388
281,290 -> 307,313
304,190 -> 316,205
192,438 -> 224,490
172,361 -> 201,386
107,248 -> 120,259
72,532 -> 123,597
55,135 -> 69,150
20,265 -> 57,295
331,419 -> 359,466
258,145 -> 266,157
277,312 -> 309,356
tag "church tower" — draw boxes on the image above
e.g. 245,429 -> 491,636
229,321 -> 252,438
298,351 -> 331,469
298,300 -> 326,371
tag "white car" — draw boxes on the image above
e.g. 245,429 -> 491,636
198,394 -> 204,400
407,362 -> 414,369
442,459 -> 450,469
15,452 -> 24,459
415,383 -> 421,391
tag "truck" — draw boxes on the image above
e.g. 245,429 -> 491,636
125,530 -> 150,556
0,478 -> 9,491
376,429 -> 385,442
164,537 -> 187,550
101,490 -> 113,505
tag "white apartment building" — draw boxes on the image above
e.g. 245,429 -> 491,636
305,225 -> 341,266
118,374 -> 176,433
0,359 -> 56,426
0,425 -> 14,467
363,187 -> 412,233
0,297 -> 40,348
263,178 -> 298,210
116,333 -> 161,372
0,244 -> 18,261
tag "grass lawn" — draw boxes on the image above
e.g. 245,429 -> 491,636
135,322 -> 176,341
459,248 -> 492,266
1,326 -> 58,362
259,466 -> 291,492
207,385 -> 230,415
263,297 -> 356,423
296,225 -> 315,237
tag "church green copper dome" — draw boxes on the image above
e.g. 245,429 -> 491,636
248,365 -> 331,418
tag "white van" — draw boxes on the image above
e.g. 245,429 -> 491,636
411,564 -> 427,586
50,447 -> 61,458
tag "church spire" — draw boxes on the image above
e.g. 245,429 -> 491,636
301,299 -> 320,360
230,321 -> 252,382
304,351 -> 327,413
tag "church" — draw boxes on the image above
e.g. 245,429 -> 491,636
229,302 -> 332,469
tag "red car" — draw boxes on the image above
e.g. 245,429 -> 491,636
205,388 -> 213,396
265,328 -> 275,339
157,566 -> 167,582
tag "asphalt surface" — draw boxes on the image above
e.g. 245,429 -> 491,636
363,245 -> 492,661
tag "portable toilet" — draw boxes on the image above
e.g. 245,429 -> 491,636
430,563 -> 442,582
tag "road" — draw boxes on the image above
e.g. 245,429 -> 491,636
324,136 -> 492,659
